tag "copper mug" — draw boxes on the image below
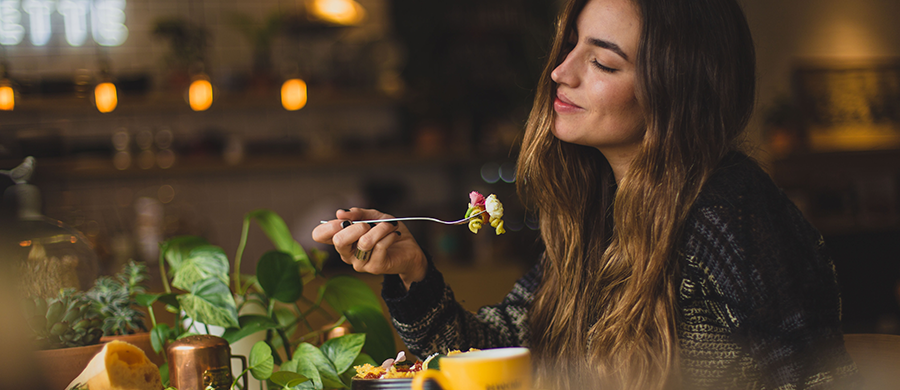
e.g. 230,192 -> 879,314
167,335 -> 248,390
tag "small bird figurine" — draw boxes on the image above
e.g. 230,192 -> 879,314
0,156 -> 35,184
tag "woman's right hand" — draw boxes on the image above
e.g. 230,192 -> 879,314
311,207 -> 428,290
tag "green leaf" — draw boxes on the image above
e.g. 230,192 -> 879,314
351,352 -> 377,367
161,236 -> 209,274
136,292 -> 179,308
320,333 -> 366,374
256,251 -> 303,303
247,209 -> 315,272
273,307 -> 298,339
345,305 -> 395,363
321,276 -> 382,314
281,354 -> 323,390
310,248 -> 328,271
151,323 -> 172,354
222,315 -> 279,345
135,293 -> 159,307
159,362 -> 169,387
270,371 -> 309,388
178,278 -> 239,328
249,341 -> 275,380
292,343 -> 342,389
172,245 -> 231,291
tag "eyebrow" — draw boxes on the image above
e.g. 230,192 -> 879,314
587,37 -> 629,62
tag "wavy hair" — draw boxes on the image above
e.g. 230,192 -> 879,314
516,0 -> 756,388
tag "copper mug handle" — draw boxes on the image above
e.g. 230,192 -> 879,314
232,354 -> 248,389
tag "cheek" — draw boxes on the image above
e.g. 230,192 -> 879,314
593,82 -> 643,128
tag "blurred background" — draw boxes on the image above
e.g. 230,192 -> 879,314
0,0 -> 898,344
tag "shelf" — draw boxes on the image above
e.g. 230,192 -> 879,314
3,150 -> 485,182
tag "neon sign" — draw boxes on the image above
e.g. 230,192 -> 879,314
0,0 -> 126,47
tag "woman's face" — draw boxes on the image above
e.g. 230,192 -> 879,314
551,0 -> 644,159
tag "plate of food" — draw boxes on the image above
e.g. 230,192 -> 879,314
351,350 -> 476,390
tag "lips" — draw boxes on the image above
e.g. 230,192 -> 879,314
553,92 -> 582,113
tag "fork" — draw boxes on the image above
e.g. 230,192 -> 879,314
320,210 -> 485,226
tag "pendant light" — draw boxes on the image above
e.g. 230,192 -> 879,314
0,80 -> 14,111
0,62 -> 15,111
94,81 -> 117,113
307,0 -> 366,25
188,72 -> 213,111
93,57 -> 117,113
281,78 -> 307,111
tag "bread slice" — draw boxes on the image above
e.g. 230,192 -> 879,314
66,340 -> 163,390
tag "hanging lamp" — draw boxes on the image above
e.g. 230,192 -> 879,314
0,63 -> 15,111
93,58 -> 118,113
307,0 -> 366,25
94,81 -> 117,113
188,73 -> 213,111
281,78 -> 307,111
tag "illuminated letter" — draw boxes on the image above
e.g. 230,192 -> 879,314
58,0 -> 88,46
23,0 -> 55,46
0,0 -> 25,45
91,0 -> 126,46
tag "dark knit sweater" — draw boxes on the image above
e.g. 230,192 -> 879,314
382,153 -> 860,389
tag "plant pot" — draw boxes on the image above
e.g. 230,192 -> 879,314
101,332 -> 165,367
33,343 -> 106,390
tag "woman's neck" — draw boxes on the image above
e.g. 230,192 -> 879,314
599,144 -> 639,185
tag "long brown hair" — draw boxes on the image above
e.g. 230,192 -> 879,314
516,0 -> 756,388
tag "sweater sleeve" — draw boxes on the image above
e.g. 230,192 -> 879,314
683,160 -> 860,389
380,255 -> 539,359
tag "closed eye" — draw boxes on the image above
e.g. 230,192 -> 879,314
592,59 -> 618,73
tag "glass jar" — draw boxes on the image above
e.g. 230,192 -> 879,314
1,179 -> 98,298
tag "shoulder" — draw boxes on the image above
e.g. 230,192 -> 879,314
678,153 -> 838,318
682,152 -> 818,257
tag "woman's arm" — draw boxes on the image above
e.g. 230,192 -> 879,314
381,257 -> 540,358
682,158 -> 860,388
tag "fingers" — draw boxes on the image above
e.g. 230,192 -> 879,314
311,207 -> 393,245
336,207 -> 392,222
311,219 -> 342,245
313,207 -> 408,274
354,230 -> 403,274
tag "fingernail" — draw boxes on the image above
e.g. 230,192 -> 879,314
367,222 -> 377,228
389,221 -> 398,226
394,231 -> 401,236
341,208 -> 351,212
341,220 -> 352,229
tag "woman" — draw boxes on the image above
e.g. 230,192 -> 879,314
312,0 -> 861,388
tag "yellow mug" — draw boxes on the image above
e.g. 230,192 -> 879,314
411,347 -> 531,390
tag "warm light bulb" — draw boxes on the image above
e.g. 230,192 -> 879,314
94,82 -> 117,113
310,0 -> 365,25
0,83 -> 14,111
281,78 -> 308,111
189,78 -> 213,111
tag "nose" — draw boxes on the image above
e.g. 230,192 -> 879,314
551,50 -> 578,87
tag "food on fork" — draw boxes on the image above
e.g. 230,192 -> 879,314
465,191 -> 505,235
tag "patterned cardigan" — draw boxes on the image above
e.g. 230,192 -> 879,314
381,153 -> 861,389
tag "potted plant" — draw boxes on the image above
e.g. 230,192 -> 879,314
24,288 -> 106,390
85,260 -> 165,366
141,209 -> 395,389
152,17 -> 210,92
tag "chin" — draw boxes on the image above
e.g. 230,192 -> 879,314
551,126 -> 588,147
